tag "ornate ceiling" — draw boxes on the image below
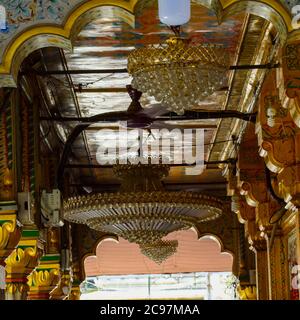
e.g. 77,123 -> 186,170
18,1 -> 279,197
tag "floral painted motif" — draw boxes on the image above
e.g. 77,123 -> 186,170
0,0 -> 79,44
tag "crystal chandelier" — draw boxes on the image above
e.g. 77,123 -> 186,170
128,37 -> 229,115
127,0 -> 228,115
63,158 -> 223,263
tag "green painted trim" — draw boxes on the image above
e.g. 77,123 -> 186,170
21,229 -> 39,238
0,220 -> 12,225
40,254 -> 60,262
35,268 -> 56,272
17,245 -> 31,250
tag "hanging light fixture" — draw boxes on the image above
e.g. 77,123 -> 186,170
158,0 -> 191,26
63,156 -> 223,263
127,0 -> 229,115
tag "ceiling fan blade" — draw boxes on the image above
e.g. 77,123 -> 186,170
148,121 -> 183,130
139,104 -> 169,118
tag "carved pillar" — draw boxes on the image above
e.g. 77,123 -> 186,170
223,163 -> 256,287
249,234 -> 270,300
27,254 -> 60,300
236,123 -> 285,300
268,227 -> 289,300
0,208 -> 22,300
5,229 -> 43,300
0,90 -> 17,203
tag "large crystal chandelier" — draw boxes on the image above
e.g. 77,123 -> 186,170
63,158 -> 223,263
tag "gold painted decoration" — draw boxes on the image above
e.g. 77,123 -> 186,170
4,232 -> 43,299
68,285 -> 81,300
257,69 -> 300,209
5,246 -> 41,275
0,211 -> 21,264
28,269 -> 60,288
5,282 -> 28,295
27,254 -> 61,299
237,285 -> 257,300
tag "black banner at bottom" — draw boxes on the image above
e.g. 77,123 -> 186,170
0,300 -> 299,319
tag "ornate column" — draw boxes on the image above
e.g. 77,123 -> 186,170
5,229 -> 43,300
27,254 -> 60,300
268,226 -> 289,300
0,207 -> 22,300
248,228 -> 270,300
236,123 -> 285,300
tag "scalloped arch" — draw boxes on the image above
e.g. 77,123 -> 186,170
81,234 -> 119,280
196,232 -> 234,258
198,233 -> 237,275
0,0 -> 294,87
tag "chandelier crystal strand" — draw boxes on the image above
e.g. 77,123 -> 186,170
128,37 -> 229,115
140,240 -> 179,264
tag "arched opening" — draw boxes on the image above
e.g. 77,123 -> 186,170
81,229 -> 234,300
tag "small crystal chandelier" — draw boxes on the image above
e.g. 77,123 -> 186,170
127,0 -> 229,115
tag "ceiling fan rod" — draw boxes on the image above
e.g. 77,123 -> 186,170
28,62 -> 280,76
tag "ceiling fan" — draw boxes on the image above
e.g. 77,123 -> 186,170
123,85 -> 183,130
